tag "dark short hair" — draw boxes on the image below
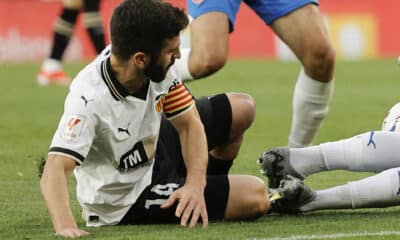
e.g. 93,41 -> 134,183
110,0 -> 188,60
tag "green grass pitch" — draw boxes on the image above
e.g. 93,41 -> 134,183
1,59 -> 400,239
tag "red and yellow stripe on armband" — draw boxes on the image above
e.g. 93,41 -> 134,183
163,83 -> 194,119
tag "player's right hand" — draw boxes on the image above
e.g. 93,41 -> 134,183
56,228 -> 89,238
161,183 -> 208,228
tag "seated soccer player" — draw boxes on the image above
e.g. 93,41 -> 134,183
40,1 -> 270,238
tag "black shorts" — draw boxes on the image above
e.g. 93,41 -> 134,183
119,93 -> 232,225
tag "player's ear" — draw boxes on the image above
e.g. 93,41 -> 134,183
132,52 -> 149,70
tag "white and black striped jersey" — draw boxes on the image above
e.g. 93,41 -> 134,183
48,46 -> 195,226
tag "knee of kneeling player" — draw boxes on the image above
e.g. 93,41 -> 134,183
225,176 -> 269,220
229,93 -> 256,134
250,177 -> 270,217
238,94 -> 256,130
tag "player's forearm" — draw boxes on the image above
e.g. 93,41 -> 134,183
40,166 -> 78,232
180,120 -> 207,187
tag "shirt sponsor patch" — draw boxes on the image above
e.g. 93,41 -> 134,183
61,114 -> 85,142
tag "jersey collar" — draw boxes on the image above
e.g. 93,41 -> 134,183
100,58 -> 130,101
100,58 -> 149,101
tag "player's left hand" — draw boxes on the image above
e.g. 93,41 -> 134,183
161,183 -> 208,227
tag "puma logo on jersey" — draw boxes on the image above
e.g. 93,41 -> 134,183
118,121 -> 131,136
81,96 -> 94,107
118,127 -> 130,136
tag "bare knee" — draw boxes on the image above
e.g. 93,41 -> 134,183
239,176 -> 270,218
251,178 -> 270,217
189,12 -> 229,79
225,175 -> 270,220
190,50 -> 227,78
227,93 -> 256,134
302,42 -> 336,82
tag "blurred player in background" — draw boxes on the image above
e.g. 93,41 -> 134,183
258,103 -> 400,213
40,1 -> 269,237
174,0 -> 336,148
37,0 -> 106,86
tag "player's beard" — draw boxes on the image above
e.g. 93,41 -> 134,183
144,56 -> 175,83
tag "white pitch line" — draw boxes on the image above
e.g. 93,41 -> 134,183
248,231 -> 400,240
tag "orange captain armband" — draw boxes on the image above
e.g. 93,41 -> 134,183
163,83 -> 194,119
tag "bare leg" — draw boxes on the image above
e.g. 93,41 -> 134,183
224,175 -> 269,219
271,4 -> 335,147
176,12 -> 229,80
271,4 -> 335,82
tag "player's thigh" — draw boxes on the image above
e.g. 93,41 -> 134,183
190,12 -> 230,62
269,3 -> 330,61
62,0 -> 83,9
187,0 -> 241,32
119,175 -> 229,224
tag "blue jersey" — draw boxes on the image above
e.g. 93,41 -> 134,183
187,0 -> 318,32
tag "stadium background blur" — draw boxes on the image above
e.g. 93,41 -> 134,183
1,1 -> 400,239
1,0 -> 399,62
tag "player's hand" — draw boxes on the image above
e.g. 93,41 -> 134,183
56,228 -> 89,238
161,183 -> 208,228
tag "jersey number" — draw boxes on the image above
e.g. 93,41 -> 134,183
144,183 -> 179,209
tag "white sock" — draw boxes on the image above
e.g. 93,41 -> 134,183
42,58 -> 63,72
174,48 -> 194,82
289,130 -> 400,177
288,68 -> 333,147
349,167 -> 400,208
301,167 -> 400,211
300,184 -> 352,211
289,146 -> 326,177
321,131 -> 400,172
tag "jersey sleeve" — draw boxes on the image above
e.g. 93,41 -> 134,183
163,82 -> 195,120
48,92 -> 97,165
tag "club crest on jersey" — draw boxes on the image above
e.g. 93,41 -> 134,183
155,94 -> 165,112
62,114 -> 85,142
